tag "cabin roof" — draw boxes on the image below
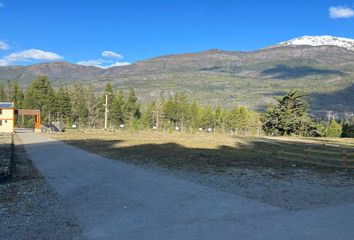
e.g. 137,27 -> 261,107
0,102 -> 14,109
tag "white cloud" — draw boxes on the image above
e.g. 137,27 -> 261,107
101,50 -> 123,59
0,40 -> 9,50
77,58 -> 130,68
0,49 -> 63,66
329,6 -> 354,19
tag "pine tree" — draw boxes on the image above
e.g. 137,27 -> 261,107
123,88 -> 140,127
188,101 -> 200,129
262,90 -> 320,136
0,84 -> 6,101
326,119 -> 342,138
199,106 -> 215,130
86,85 -> 99,128
3,80 -> 24,108
110,89 -> 125,126
24,76 -> 55,124
214,106 -> 224,130
342,123 -> 354,138
140,101 -> 156,129
55,87 -> 72,124
70,82 -> 88,127
163,96 -> 178,125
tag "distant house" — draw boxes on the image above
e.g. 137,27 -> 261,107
0,102 -> 15,133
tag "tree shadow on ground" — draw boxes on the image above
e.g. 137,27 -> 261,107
262,65 -> 344,79
57,136 -> 354,174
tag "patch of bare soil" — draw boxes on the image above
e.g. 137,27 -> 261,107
158,166 -> 354,210
0,135 -> 81,240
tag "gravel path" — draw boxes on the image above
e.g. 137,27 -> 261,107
0,133 -> 12,178
16,132 -> 354,240
0,135 -> 81,240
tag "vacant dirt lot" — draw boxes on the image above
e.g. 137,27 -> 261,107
50,131 -> 354,210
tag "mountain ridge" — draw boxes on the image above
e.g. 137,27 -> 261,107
1,36 -> 354,116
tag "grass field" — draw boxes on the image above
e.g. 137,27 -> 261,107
48,131 -> 354,209
49,131 -> 354,172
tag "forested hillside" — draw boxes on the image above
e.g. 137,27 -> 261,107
1,45 -> 354,116
1,76 -> 353,137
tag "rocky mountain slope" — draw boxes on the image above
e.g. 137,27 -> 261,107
1,36 -> 354,116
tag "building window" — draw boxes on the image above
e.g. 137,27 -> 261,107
0,109 -> 2,115
0,120 -> 2,126
5,120 -> 7,123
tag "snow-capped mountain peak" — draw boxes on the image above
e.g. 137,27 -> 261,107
276,35 -> 354,51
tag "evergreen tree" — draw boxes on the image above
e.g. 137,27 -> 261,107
262,90 -> 320,136
70,82 -> 88,127
188,101 -> 201,129
123,88 -> 140,127
226,106 -> 260,135
326,119 -> 342,137
140,101 -> 156,129
0,84 -> 6,101
162,92 -> 190,129
214,106 -> 224,130
24,76 -> 55,124
163,96 -> 178,125
55,87 -> 72,124
199,106 -> 215,130
110,90 -> 125,126
342,123 -> 354,138
86,85 -> 99,128
8,80 -> 24,108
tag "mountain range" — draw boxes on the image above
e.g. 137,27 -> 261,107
1,35 -> 354,117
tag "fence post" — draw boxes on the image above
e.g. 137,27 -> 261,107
342,150 -> 347,170
278,148 -> 284,169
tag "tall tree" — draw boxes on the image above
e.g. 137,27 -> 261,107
342,123 -> 354,138
0,84 -> 6,101
86,85 -> 99,128
70,82 -> 88,127
214,106 -> 224,130
123,88 -> 140,127
162,92 -> 189,129
4,80 -> 24,108
110,90 -> 125,126
24,76 -> 55,124
199,106 -> 215,130
326,119 -> 342,138
55,86 -> 72,123
262,90 -> 320,136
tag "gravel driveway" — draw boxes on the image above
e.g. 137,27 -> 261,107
15,132 -> 354,240
0,134 -> 81,240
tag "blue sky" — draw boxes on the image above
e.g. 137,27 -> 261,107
0,0 -> 354,67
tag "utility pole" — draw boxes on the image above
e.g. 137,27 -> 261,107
104,94 -> 109,130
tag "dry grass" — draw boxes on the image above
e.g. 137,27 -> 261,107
48,130 -> 354,172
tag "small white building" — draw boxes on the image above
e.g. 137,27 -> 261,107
0,102 -> 15,133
